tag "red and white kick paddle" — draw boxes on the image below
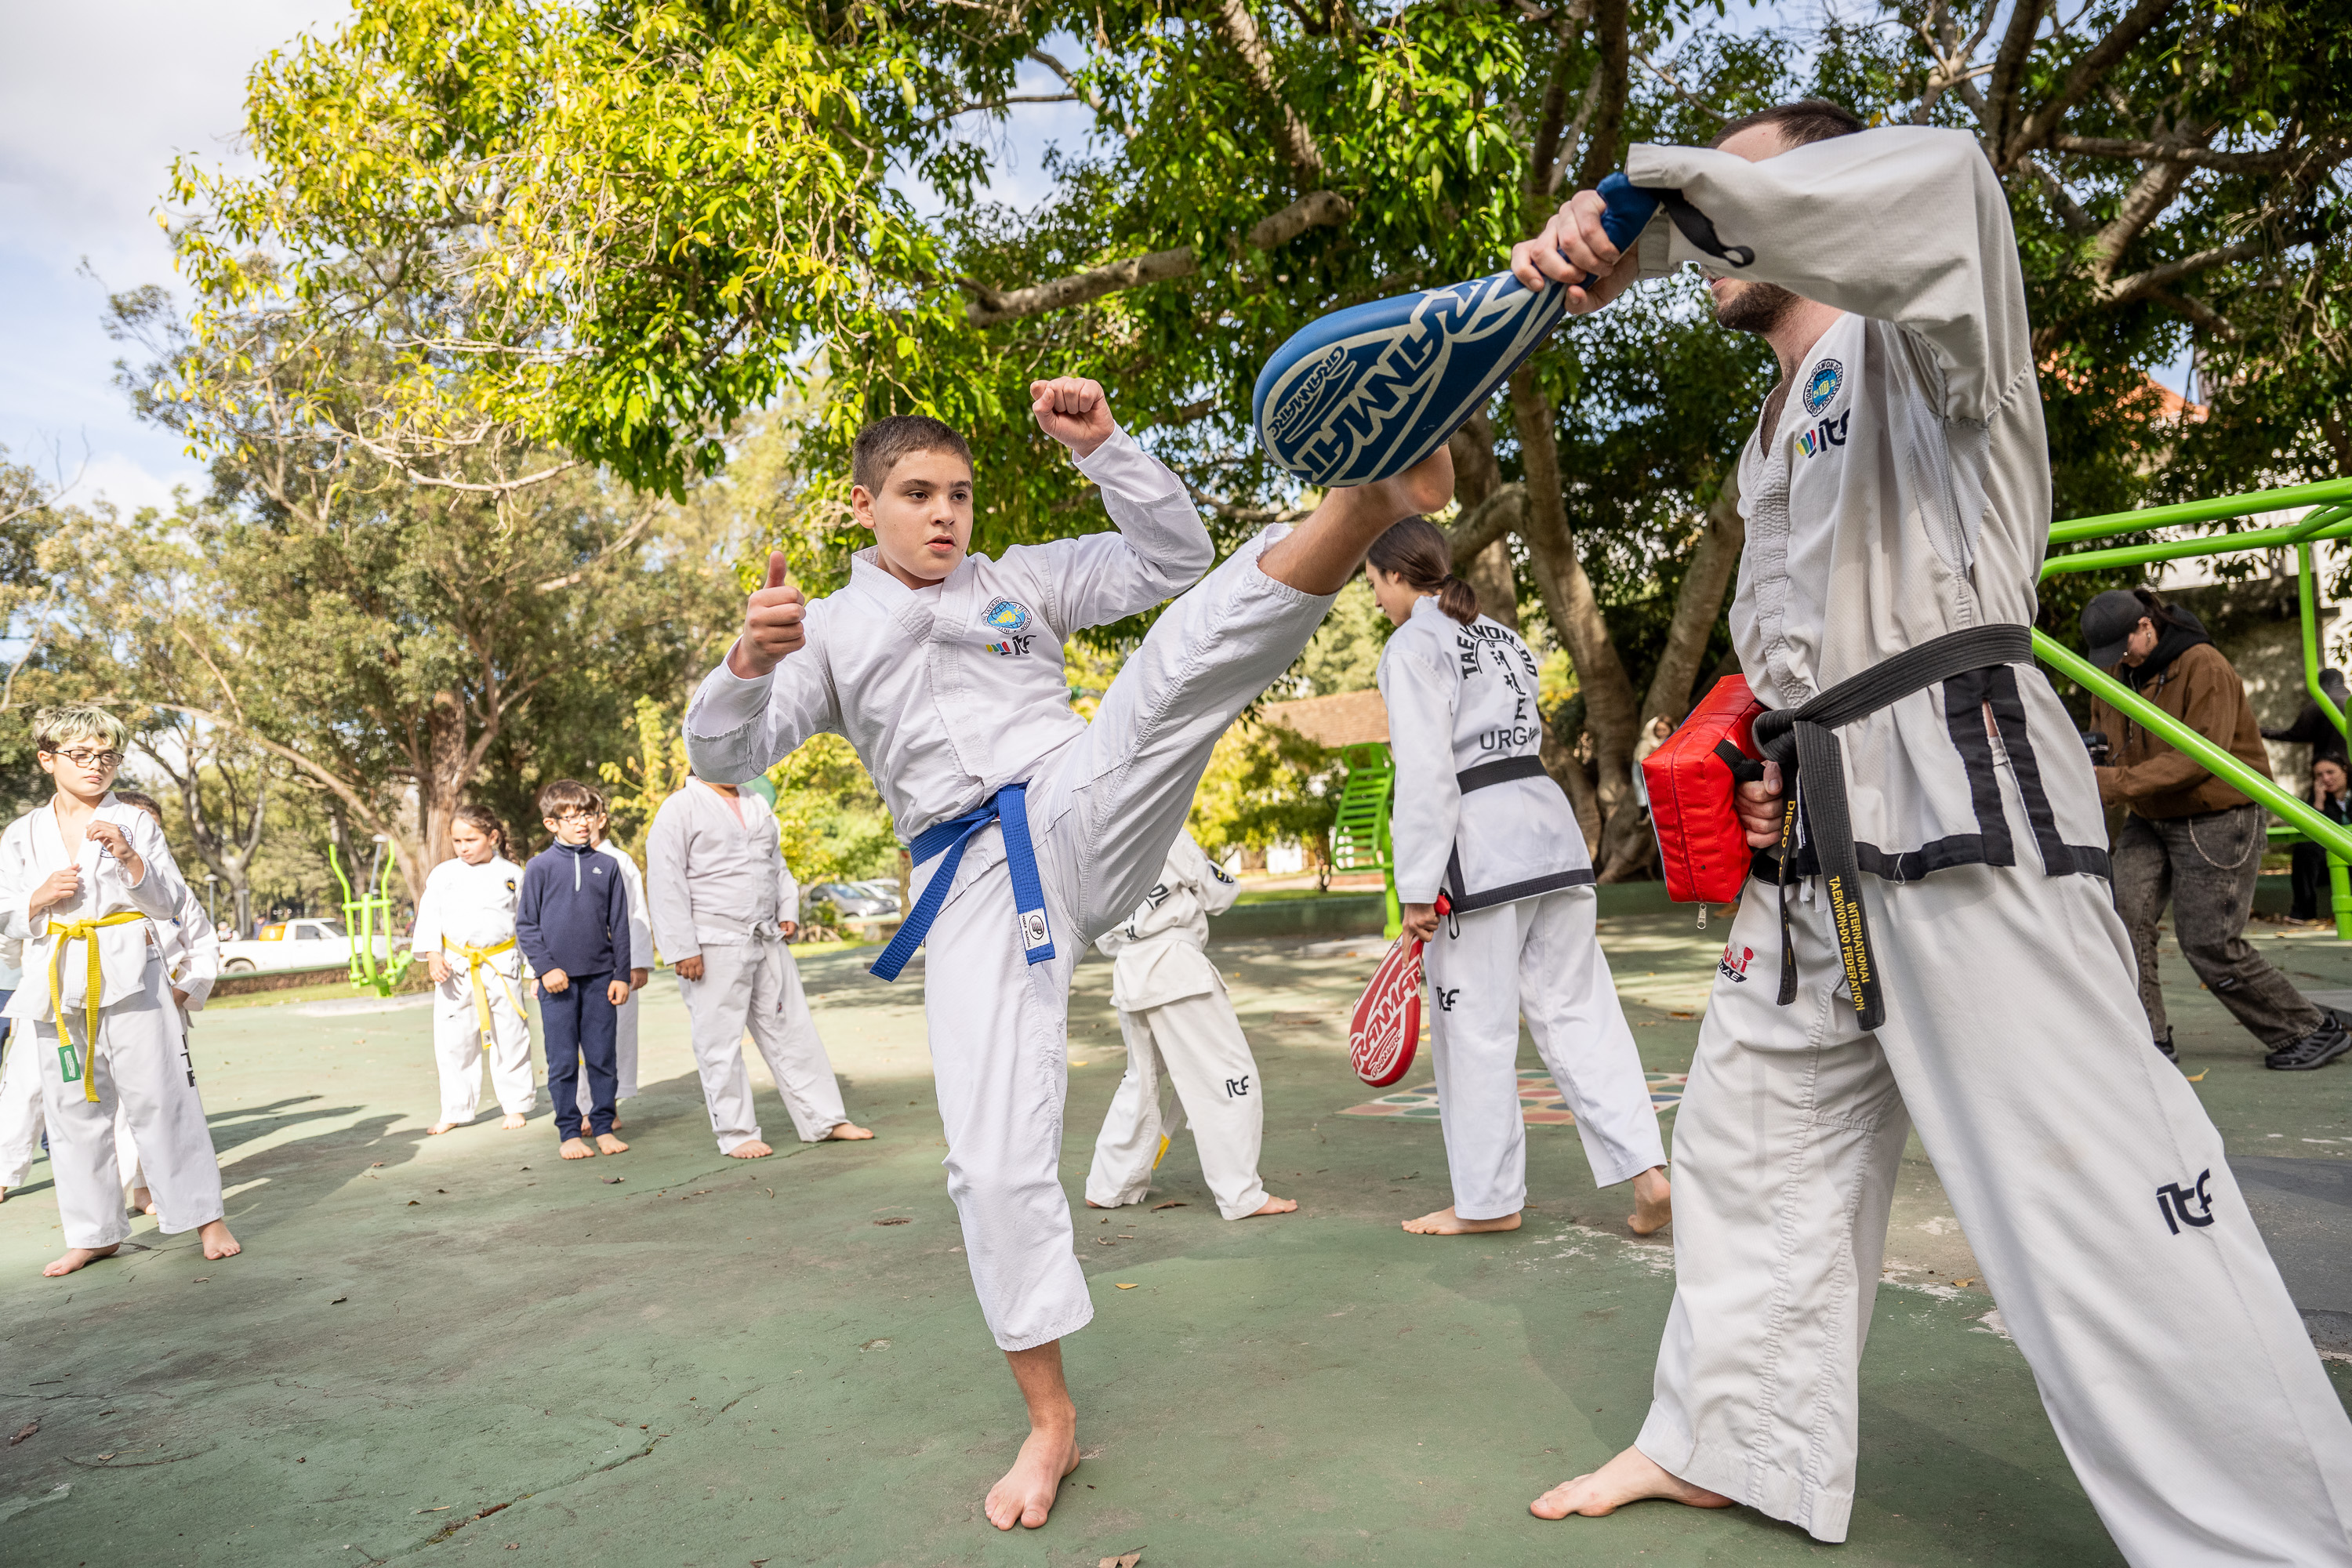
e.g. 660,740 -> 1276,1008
1348,895 -> 1450,1087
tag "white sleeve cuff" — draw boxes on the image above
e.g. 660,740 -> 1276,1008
690,658 -> 775,736
1071,424 -> 1185,505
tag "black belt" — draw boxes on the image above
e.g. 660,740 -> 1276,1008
1457,755 -> 1548,793
1751,623 -> 2033,1030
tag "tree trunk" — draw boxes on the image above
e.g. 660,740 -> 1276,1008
1507,366 -> 1643,831
1446,415 -> 1519,632
1637,464 -> 1747,728
423,688 -> 468,876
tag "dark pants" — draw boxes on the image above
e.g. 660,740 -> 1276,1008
2111,804 -> 2323,1047
2290,841 -> 2337,921
540,974 -> 617,1140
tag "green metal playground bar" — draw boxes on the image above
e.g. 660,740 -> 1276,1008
2037,477 -> 2352,938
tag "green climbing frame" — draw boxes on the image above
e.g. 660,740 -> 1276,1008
328,839 -> 416,997
2036,477 -> 2352,939
1329,742 -> 1401,939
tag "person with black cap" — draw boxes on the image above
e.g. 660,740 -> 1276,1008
2080,586 -> 2352,1071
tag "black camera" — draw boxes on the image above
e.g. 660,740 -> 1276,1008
2081,729 -> 2111,766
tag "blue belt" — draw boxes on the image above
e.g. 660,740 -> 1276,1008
869,783 -> 1055,982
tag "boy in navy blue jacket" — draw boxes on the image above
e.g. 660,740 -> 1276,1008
516,780 -> 632,1160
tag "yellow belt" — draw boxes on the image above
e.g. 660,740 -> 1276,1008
445,937 -> 524,1041
48,911 -> 147,1103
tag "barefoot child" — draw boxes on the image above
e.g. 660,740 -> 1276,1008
515,780 -> 631,1160
583,807 -> 652,1129
644,776 -> 870,1158
1085,828 -> 1293,1220
413,804 -> 536,1135
1366,519 -> 1671,1239
685,376 -> 1450,1530
106,789 -> 219,1216
0,706 -> 238,1273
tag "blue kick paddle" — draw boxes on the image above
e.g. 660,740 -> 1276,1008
1253,174 -> 1662,488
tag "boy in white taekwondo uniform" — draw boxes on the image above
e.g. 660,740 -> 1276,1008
1514,106 -> 2352,1561
684,377 -> 1451,1530
582,810 -> 653,1125
0,707 -> 238,1275
1084,829 -> 1293,1221
105,789 -> 219,1214
412,804 -> 536,1134
644,777 -> 869,1156
1364,520 -> 1671,1239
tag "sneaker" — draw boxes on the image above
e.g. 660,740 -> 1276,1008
2266,1019 -> 2352,1071
2154,1029 -> 2178,1063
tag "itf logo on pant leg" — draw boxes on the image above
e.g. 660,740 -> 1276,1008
2156,1169 -> 2216,1234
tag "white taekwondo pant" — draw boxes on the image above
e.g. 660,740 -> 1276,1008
677,935 -> 846,1153
578,989 -> 640,1116
33,951 -> 223,1248
0,1020 -> 44,1189
433,964 -> 535,1126
920,528 -> 1332,1351
1421,887 -> 1664,1218
1638,846 -> 2352,1561
1086,986 -> 1269,1221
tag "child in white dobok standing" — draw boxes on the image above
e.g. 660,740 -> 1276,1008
1086,829 -> 1292,1220
106,789 -> 219,1217
412,804 -> 536,1135
1367,518 -> 1670,1238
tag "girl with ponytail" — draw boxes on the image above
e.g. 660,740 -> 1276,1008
1366,517 -> 1671,1239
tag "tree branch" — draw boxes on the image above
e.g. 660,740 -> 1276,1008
1981,0 -> 2046,157
1572,0 -> 1630,191
2053,134 -> 2337,172
1443,483 -> 1526,564
2004,0 -> 2178,169
1213,1 -> 1325,180
1026,49 -> 1136,142
533,503 -> 659,593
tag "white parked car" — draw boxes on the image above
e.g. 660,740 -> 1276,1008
220,918 -> 394,975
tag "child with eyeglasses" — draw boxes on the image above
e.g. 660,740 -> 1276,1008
515,780 -> 633,1160
0,705 -> 237,1274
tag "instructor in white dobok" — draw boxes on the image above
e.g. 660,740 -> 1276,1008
645,778 -> 871,1157
1512,102 -> 2352,1561
1085,828 -> 1293,1221
1367,517 -> 1669,1239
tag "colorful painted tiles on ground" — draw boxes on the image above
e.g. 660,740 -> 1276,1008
1339,1069 -> 1686,1123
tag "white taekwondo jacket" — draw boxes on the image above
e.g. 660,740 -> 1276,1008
1094,829 -> 1241,1012
410,855 -> 528,979
1630,125 -> 2107,882
595,840 -> 655,973
1379,597 -> 1595,910
681,427 -> 1214,848
0,796 -> 189,1022
644,781 -> 804,962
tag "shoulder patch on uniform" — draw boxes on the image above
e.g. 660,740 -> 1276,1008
982,597 -> 1032,633
1802,358 -> 1844,416
505,879 -> 517,892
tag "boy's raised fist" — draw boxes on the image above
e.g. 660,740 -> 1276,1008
1029,376 -> 1114,459
728,551 -> 807,678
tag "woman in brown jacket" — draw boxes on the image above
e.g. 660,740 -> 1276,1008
2082,586 -> 2350,1070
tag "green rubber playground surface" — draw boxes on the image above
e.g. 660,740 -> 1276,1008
2,906 -> 2346,1566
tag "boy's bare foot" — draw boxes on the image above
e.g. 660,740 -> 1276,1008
1403,1205 -> 1520,1235
595,1133 -> 628,1154
728,1140 -> 774,1159
1530,1444 -> 1734,1519
426,1120 -> 458,1135
983,1427 -> 1081,1530
611,1116 -> 623,1131
826,1122 -> 874,1141
560,1138 -> 597,1160
130,1186 -> 157,1217
1084,1199 -> 1114,1209
199,1219 -> 241,1260
1628,1166 -> 1672,1235
0,1186 -> 9,1203
500,1112 -> 527,1131
44,1243 -> 120,1276
1243,1196 -> 1298,1217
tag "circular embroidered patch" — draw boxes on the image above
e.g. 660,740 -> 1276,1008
1803,358 -> 1845,416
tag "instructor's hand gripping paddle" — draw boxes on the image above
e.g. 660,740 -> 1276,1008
1252,176 -> 1661,488
1348,895 -> 1452,1088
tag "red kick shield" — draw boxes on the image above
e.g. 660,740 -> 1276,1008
1348,895 -> 1451,1087
1642,675 -> 1768,906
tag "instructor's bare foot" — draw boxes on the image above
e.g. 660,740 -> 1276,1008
595,1133 -> 628,1155
1403,1205 -> 1520,1235
826,1122 -> 874,1141
130,1186 -> 157,1217
426,1120 -> 459,1136
983,1427 -> 1080,1530
560,1138 -> 597,1160
728,1140 -> 774,1160
1628,1165 -> 1672,1236
199,1219 -> 241,1260
1243,1196 -> 1298,1218
500,1112 -> 527,1131
1530,1444 -> 1733,1519
44,1243 -> 120,1276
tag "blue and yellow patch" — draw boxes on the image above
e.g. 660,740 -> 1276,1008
982,597 -> 1032,633
1802,358 -> 1844,416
